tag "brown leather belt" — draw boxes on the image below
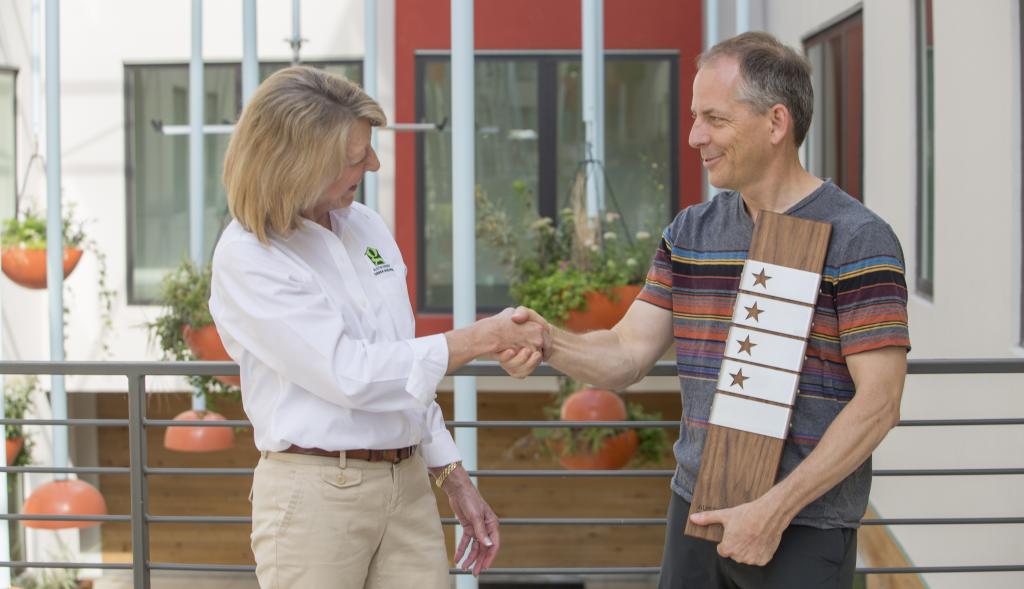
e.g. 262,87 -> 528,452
282,444 -> 418,463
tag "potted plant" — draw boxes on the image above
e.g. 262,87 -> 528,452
477,179 -> 671,469
4,376 -> 36,468
149,258 -> 240,401
1,207 -> 116,354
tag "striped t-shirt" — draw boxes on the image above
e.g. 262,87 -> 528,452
638,180 -> 910,529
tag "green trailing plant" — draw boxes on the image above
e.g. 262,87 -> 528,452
3,377 -> 37,468
148,258 -> 238,409
1,206 -> 116,356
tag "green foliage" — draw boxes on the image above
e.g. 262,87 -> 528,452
3,377 -> 37,467
148,259 -> 238,408
476,180 -> 657,323
1,206 -> 116,355
1,207 -> 85,250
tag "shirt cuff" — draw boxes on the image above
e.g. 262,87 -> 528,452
404,333 -> 450,407
420,427 -> 461,468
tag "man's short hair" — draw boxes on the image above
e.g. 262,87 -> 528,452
698,31 -> 813,147
222,66 -> 386,243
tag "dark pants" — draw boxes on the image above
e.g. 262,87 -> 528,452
658,492 -> 857,589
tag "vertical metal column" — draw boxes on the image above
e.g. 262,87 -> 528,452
735,0 -> 750,34
241,0 -> 258,105
127,374 -> 151,589
45,0 -> 68,477
451,0 -> 477,587
290,0 -> 302,65
362,0 -> 379,211
703,0 -> 719,202
582,0 -> 605,218
189,0 -> 206,412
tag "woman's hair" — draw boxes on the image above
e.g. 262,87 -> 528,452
222,66 -> 386,243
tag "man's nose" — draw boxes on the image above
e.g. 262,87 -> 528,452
688,121 -> 708,150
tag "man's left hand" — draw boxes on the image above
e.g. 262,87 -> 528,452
688,499 -> 787,566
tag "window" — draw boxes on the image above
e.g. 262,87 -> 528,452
804,12 -> 863,201
0,67 -> 15,220
416,53 -> 678,312
125,61 -> 361,303
917,0 -> 935,297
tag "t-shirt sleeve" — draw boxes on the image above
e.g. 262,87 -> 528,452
835,222 -> 911,357
637,226 -> 674,310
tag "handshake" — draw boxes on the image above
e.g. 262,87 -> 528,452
476,307 -> 552,378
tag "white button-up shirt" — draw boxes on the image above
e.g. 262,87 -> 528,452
209,203 -> 459,467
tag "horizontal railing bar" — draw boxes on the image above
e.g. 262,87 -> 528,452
0,466 -> 130,474
5,358 -> 1024,378
0,561 -> 133,570
147,515 -> 252,524
149,563 -> 256,573
872,468 -> 1024,476
0,418 -> 129,426
0,514 -> 130,522
144,419 -> 252,428
145,467 -> 254,476
137,467 -> 1024,478
0,417 -> 1018,429
856,565 -> 1024,574
865,517 -> 1024,525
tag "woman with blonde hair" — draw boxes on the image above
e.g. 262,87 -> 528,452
210,66 -> 544,588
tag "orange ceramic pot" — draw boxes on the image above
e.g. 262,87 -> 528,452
1,247 -> 83,289
563,284 -> 642,333
557,387 -> 637,470
164,409 -> 235,453
21,479 -> 108,529
182,324 -> 240,386
5,437 -> 23,466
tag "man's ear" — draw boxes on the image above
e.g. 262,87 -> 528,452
768,103 -> 792,147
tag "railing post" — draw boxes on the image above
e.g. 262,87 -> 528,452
127,374 -> 151,589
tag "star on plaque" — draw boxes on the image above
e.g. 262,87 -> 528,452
752,268 -> 772,288
729,368 -> 749,389
736,335 -> 757,355
744,301 -> 764,321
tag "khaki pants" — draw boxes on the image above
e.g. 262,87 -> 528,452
250,450 -> 450,589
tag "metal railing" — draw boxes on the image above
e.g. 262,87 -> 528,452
0,359 -> 1022,586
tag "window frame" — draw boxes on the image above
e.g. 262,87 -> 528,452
413,51 -> 680,314
0,65 -> 17,221
802,10 -> 864,202
123,59 -> 362,305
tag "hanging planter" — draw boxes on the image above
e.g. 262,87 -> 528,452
563,284 -> 643,333
5,438 -> 24,467
1,246 -> 83,289
183,323 -> 240,386
21,478 -> 108,530
553,387 -> 638,470
164,409 -> 235,453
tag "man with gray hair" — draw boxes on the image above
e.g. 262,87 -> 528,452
500,31 -> 910,588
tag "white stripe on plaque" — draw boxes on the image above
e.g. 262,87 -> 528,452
709,393 -> 791,439
741,260 -> 822,305
716,358 -> 800,406
731,292 -> 815,339
724,326 -> 807,372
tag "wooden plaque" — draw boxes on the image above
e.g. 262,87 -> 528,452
684,212 -> 831,542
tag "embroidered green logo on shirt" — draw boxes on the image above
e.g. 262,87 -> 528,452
364,247 -> 386,267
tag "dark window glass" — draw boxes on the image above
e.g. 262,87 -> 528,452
417,54 -> 677,312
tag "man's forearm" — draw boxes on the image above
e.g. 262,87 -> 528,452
547,326 -> 643,390
759,390 -> 899,523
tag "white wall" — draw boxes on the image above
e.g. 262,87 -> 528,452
762,1 -> 1024,587
0,0 -> 396,394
